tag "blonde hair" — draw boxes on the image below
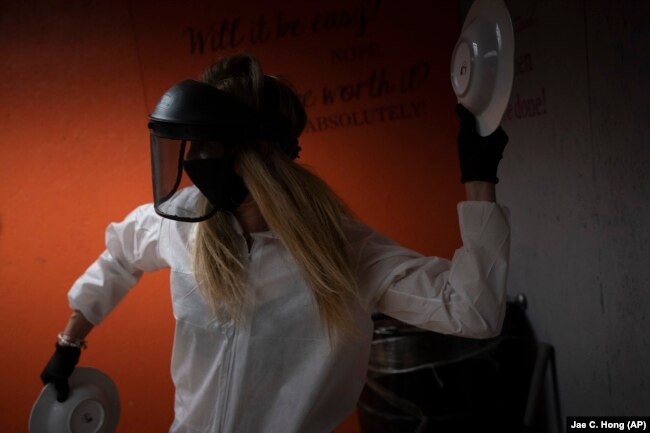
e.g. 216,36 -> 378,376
192,54 -> 360,339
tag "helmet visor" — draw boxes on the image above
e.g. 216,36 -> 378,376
150,135 -> 217,222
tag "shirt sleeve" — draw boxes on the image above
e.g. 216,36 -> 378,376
351,201 -> 510,338
67,204 -> 168,325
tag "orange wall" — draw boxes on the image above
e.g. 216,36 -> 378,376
0,1 -> 460,431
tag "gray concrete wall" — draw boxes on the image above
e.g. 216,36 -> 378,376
462,0 -> 650,427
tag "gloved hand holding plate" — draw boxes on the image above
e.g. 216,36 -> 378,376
450,0 -> 515,136
29,367 -> 120,433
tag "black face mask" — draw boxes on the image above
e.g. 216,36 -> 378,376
182,157 -> 249,212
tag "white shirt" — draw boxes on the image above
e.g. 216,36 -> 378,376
68,201 -> 510,433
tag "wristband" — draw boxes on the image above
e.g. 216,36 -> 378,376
57,332 -> 87,350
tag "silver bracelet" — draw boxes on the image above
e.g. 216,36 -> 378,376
57,332 -> 87,349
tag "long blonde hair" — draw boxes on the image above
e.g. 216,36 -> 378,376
192,54 -> 360,338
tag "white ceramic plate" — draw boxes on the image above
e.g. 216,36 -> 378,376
450,0 -> 515,136
29,367 -> 120,433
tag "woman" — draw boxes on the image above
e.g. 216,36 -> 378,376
41,53 -> 510,433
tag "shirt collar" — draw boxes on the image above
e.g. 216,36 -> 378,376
224,211 -> 279,239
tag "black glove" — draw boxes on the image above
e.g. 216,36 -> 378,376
40,344 -> 81,402
456,104 -> 508,183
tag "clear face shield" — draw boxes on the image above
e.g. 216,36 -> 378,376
148,79 -> 298,222
150,137 -> 214,222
